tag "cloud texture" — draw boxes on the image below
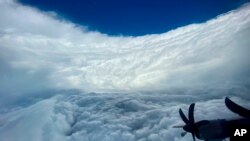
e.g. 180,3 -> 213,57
1,0 -> 250,97
1,91 -> 250,141
0,1 -> 250,141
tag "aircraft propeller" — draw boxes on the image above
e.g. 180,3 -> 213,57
174,103 -> 198,141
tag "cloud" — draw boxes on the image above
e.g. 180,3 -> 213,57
0,1 -> 250,140
0,0 -> 250,99
1,92 -> 249,141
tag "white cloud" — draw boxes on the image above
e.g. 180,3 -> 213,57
0,0 -> 250,100
1,92 -> 249,141
1,1 -> 250,141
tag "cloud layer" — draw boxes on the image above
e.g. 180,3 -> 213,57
1,91 -> 249,141
0,0 -> 250,97
1,1 -> 250,141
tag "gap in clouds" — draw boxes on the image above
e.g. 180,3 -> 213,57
18,0 -> 250,36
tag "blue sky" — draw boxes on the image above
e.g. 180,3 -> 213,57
19,0 -> 249,36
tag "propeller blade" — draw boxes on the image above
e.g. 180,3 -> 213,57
192,133 -> 196,141
179,108 -> 189,124
188,103 -> 195,123
173,125 -> 184,128
181,132 -> 187,137
225,97 -> 250,118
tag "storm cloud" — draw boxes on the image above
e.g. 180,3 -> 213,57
1,0 -> 250,96
1,1 -> 250,141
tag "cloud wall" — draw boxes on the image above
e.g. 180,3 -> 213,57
0,1 -> 250,140
0,0 -> 250,97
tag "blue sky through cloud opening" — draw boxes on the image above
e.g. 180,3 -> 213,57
19,0 -> 249,36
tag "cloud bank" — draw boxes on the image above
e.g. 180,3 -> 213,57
1,91 -> 249,141
0,1 -> 250,141
0,0 -> 250,98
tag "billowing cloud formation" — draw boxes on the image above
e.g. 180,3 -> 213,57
0,92 -> 249,141
0,1 -> 250,141
0,0 -> 250,97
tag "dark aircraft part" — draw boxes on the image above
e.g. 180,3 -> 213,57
179,103 -> 198,141
175,97 -> 250,141
225,97 -> 250,118
179,108 -> 189,124
189,103 -> 195,123
198,119 -> 228,140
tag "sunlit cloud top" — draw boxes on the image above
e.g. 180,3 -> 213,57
0,0 -> 250,97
